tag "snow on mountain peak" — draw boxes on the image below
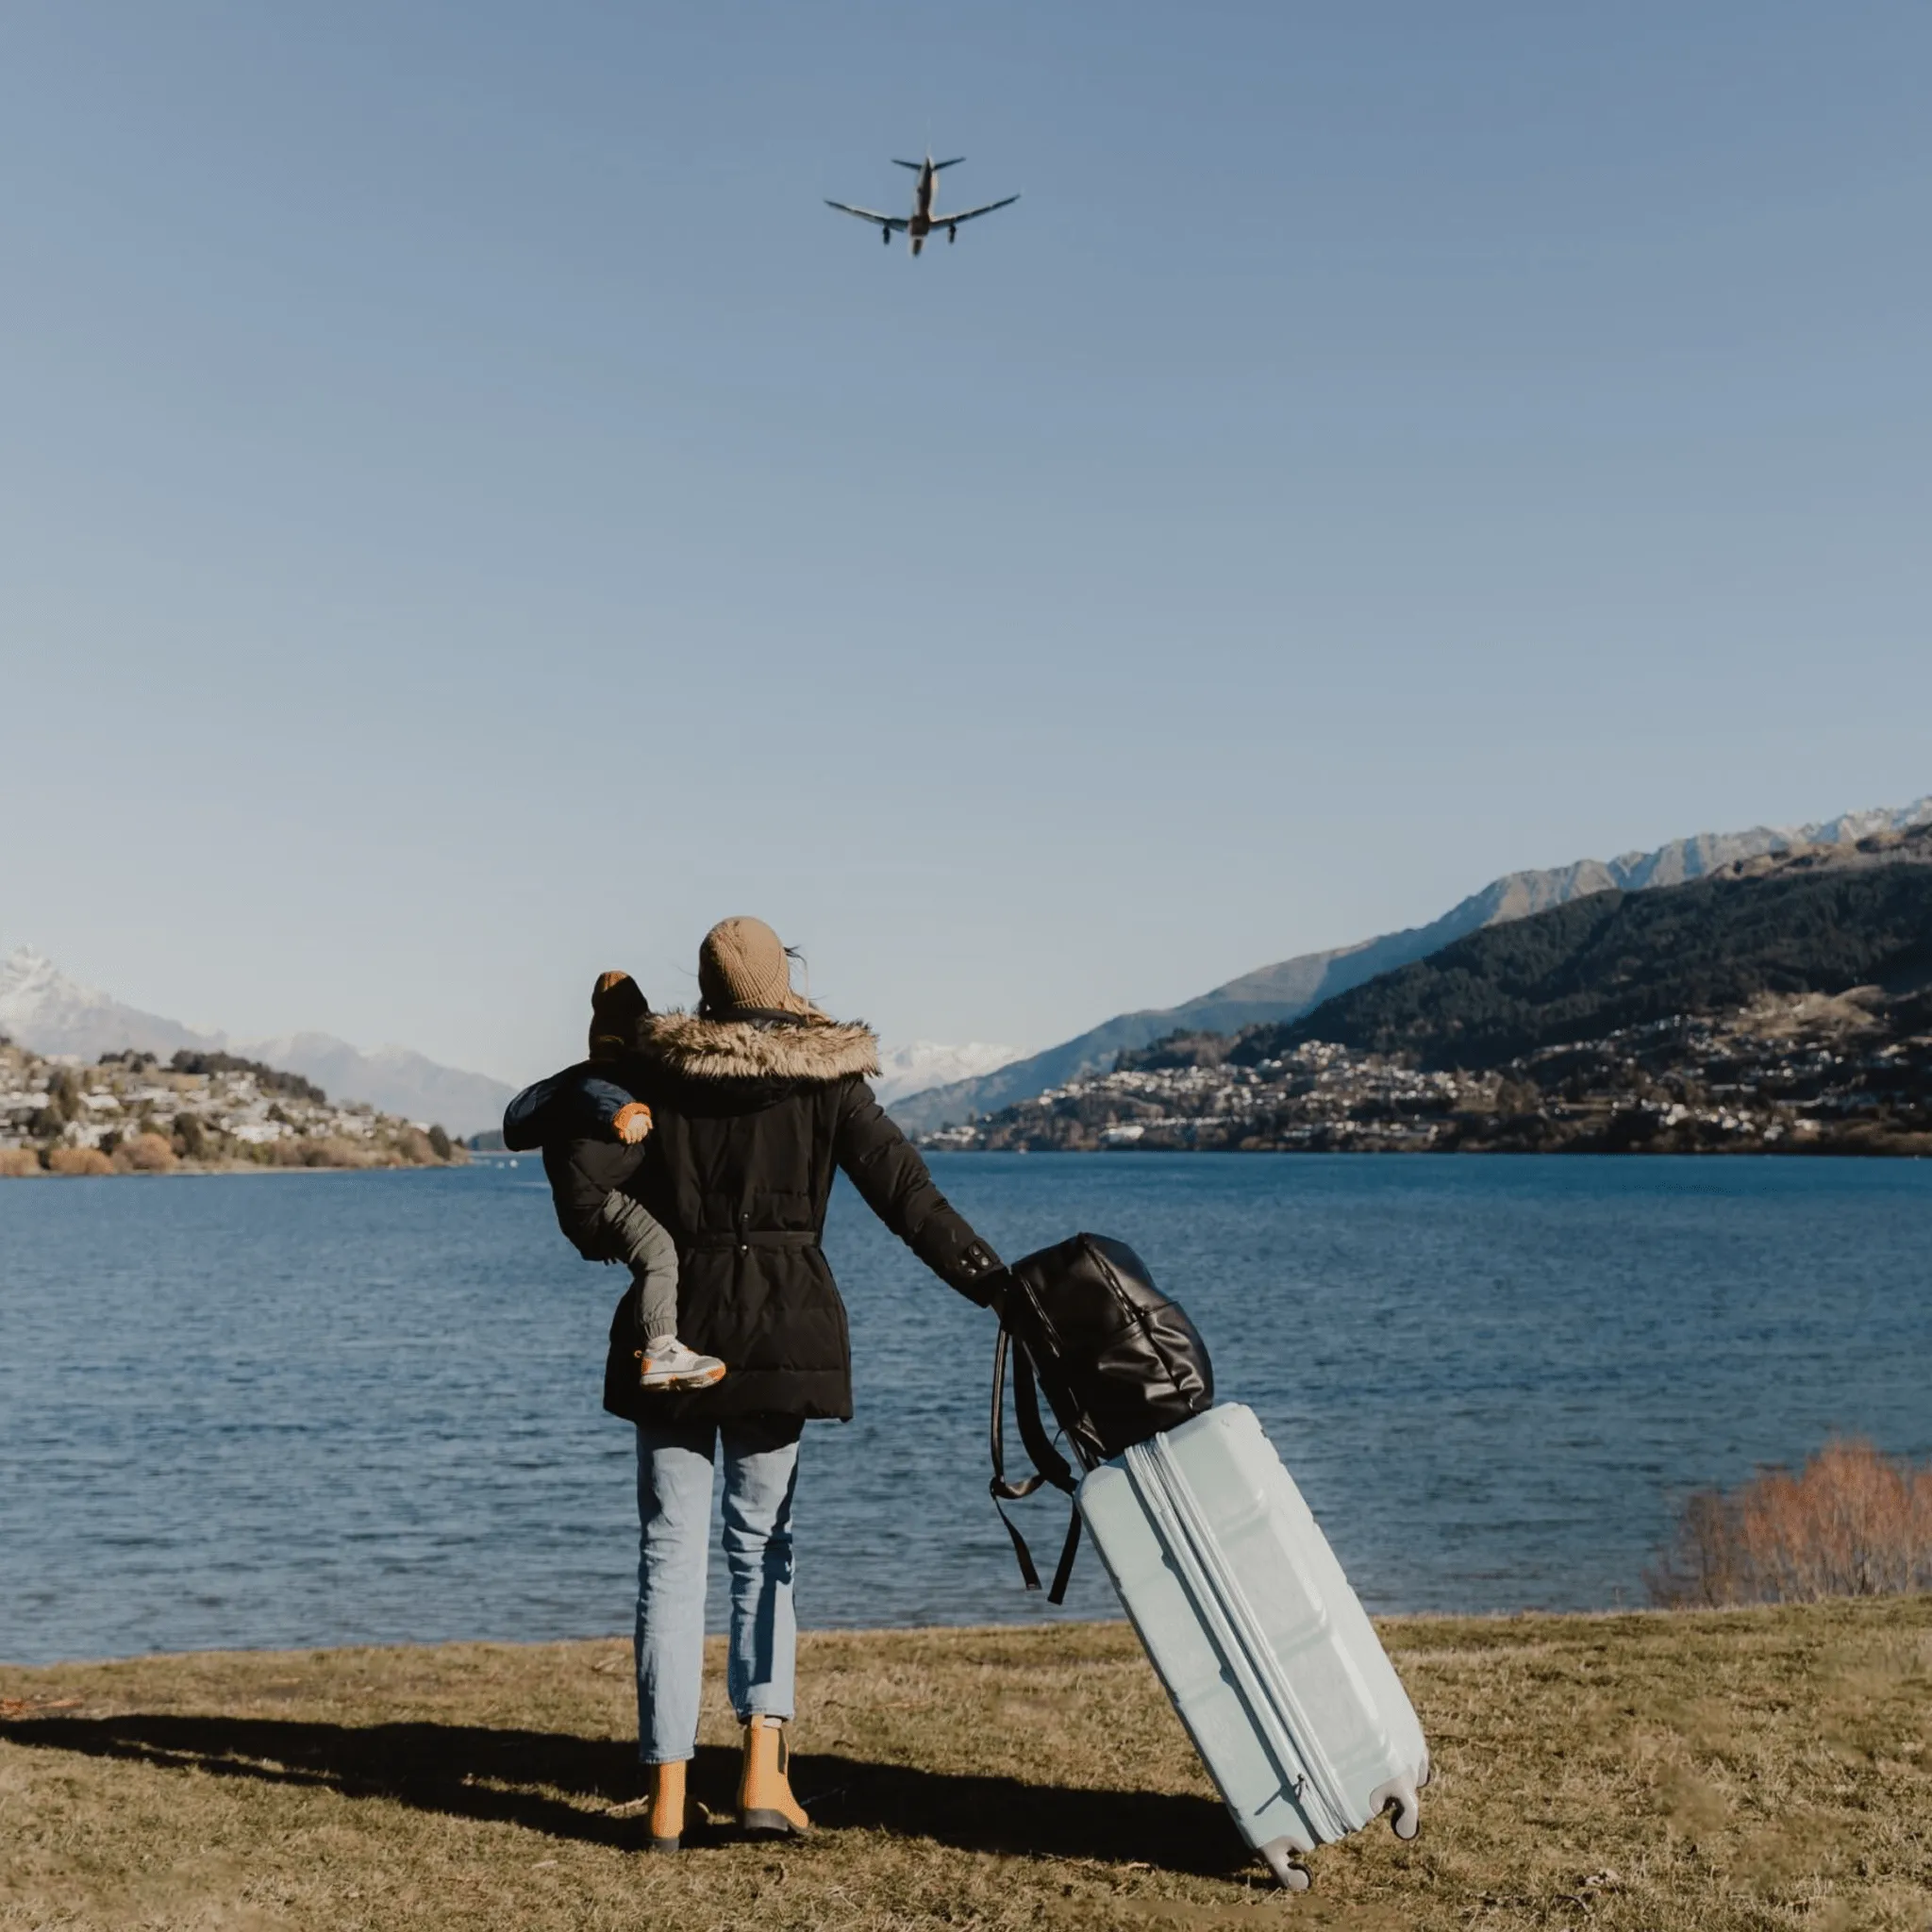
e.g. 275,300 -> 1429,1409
873,1040 -> 1024,1108
0,946 -> 511,1134
2,944 -> 82,1006
1,946 -> 212,1058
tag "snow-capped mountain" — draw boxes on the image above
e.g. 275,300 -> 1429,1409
0,946 -> 212,1061
872,1040 -> 1023,1108
0,948 -> 514,1136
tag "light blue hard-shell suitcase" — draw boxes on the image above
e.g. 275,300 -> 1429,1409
1077,1402 -> 1430,1890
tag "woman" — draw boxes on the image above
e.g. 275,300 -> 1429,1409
605,915 -> 1004,1849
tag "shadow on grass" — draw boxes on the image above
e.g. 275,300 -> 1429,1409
0,1712 -> 1244,1874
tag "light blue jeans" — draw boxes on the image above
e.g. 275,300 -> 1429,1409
634,1417 -> 802,1764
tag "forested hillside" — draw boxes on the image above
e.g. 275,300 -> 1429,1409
1237,838 -> 1932,1072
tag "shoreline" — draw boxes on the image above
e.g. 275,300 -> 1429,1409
919,1141 -> 1932,1158
0,1156 -> 467,1179
0,1595 -> 1866,1674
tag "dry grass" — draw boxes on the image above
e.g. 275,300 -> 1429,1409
4,1600 -> 1929,1930
1650,1441 -> 1932,1606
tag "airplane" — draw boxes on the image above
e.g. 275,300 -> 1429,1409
825,153 -> 1019,256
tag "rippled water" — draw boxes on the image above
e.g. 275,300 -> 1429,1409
3,1154 -> 1929,1663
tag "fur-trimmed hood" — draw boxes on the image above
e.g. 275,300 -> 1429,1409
635,1011 -> 881,1085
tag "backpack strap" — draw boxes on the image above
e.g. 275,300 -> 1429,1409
989,1324 -> 1084,1605
1046,1506 -> 1081,1607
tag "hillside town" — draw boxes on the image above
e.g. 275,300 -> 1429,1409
921,988 -> 1932,1157
0,1037 -> 466,1174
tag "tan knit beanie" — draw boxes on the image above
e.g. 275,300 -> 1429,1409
697,917 -> 815,1017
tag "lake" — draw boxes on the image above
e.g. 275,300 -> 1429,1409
2,1154 -> 1929,1664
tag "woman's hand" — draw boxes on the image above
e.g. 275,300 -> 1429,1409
613,1102 -> 655,1145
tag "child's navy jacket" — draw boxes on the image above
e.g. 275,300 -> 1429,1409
502,1063 -> 647,1258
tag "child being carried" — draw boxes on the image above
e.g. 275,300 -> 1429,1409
503,971 -> 724,1391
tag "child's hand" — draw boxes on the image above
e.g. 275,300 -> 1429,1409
613,1102 -> 654,1145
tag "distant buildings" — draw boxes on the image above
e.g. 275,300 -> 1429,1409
0,1041 -> 460,1172
922,996 -> 1932,1156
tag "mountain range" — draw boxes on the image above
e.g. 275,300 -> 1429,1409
886,795 -> 1932,1133
14,794 -> 1926,1141
0,948 -> 515,1137
942,823 -> 1932,1158
1243,821 -> 1932,1070
0,945 -> 1014,1136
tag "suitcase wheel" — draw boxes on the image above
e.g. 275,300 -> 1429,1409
1259,1840 -> 1313,1890
1371,1774 -> 1423,1840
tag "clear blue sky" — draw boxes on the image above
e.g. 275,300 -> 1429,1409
4,1 -> 1928,1080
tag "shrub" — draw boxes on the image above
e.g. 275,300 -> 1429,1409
1494,1077 -> 1542,1118
47,1146 -> 114,1176
174,1114 -> 208,1159
48,1069 -> 83,1122
0,1147 -> 40,1177
119,1132 -> 178,1174
301,1137 -> 375,1169
427,1124 -> 453,1160
1647,1438 -> 1932,1606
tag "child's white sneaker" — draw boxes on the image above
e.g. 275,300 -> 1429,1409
635,1337 -> 726,1391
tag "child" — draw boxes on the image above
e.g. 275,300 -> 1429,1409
502,972 -> 724,1391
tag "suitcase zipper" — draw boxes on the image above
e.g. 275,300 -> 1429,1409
1135,1431 -> 1356,1843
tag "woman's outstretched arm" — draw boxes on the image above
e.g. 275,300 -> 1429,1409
832,1078 -> 1004,1302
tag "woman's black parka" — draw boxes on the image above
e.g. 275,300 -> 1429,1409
600,1010 -> 1001,1424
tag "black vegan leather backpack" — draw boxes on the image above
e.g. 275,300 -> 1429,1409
989,1232 -> 1214,1603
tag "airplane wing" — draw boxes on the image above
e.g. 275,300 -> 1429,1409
824,200 -> 908,230
931,194 -> 1020,225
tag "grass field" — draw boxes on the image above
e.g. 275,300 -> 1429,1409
4,1599 -> 1928,1930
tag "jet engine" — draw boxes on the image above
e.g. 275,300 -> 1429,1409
948,225 -> 958,244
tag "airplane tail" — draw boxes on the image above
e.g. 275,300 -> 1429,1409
894,156 -> 965,170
